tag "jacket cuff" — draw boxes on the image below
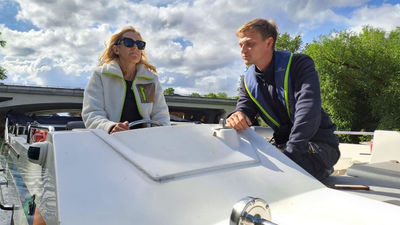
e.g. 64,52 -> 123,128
285,142 -> 308,154
226,109 -> 252,120
106,122 -> 117,134
284,143 -> 306,161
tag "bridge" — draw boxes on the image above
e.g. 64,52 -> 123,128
0,83 -> 237,126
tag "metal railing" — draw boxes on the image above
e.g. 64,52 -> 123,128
334,131 -> 374,136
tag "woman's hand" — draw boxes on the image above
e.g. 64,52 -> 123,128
110,121 -> 130,134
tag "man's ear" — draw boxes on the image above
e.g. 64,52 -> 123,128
267,37 -> 274,48
112,45 -> 119,55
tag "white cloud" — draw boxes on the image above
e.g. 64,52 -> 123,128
0,22 -> 108,87
282,0 -> 353,31
0,0 -> 5,9
328,0 -> 369,7
348,3 -> 400,32
2,0 -> 259,95
1,0 -> 399,96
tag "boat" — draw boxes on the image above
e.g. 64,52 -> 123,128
1,110 -> 400,225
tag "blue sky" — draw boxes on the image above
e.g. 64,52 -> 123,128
0,0 -> 399,96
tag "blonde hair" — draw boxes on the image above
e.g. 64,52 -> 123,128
98,26 -> 157,73
236,18 -> 278,49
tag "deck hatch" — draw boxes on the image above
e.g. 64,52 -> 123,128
108,125 -> 260,181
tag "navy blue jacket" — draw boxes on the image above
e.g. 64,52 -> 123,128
235,52 -> 339,157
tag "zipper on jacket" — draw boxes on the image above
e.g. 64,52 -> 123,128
120,79 -> 144,121
120,80 -> 128,121
131,78 -> 143,118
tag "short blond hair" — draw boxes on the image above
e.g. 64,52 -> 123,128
98,26 -> 157,73
236,18 -> 278,49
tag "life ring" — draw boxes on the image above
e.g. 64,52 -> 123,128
33,129 -> 48,142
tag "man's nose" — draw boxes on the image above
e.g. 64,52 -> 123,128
241,46 -> 247,54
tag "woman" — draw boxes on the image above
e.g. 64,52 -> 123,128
82,26 -> 170,134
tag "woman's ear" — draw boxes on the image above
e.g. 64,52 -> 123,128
112,45 -> 119,55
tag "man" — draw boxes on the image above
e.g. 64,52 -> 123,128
226,18 -> 340,180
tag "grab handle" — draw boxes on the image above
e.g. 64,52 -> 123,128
0,180 -> 14,211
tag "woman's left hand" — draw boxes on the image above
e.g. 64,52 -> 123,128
110,121 -> 129,134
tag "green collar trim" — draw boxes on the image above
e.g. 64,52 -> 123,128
102,72 -> 154,81
102,72 -> 122,78
136,75 -> 153,80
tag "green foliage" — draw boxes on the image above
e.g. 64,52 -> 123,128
204,92 -> 217,98
0,32 -> 7,80
216,92 -> 228,99
304,26 -> 400,142
276,32 -> 302,53
189,92 -> 201,97
0,67 -> 6,80
203,92 -> 229,99
163,87 -> 175,95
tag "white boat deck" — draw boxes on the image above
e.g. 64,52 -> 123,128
2,127 -> 400,224
334,143 -> 372,172
326,131 -> 400,206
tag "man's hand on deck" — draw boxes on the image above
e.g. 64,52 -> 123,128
226,111 -> 252,130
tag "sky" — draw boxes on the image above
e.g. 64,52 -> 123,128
0,0 -> 399,97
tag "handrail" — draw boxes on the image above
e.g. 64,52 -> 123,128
4,117 -> 9,144
128,120 -> 162,129
0,180 -> 14,211
334,131 -> 374,136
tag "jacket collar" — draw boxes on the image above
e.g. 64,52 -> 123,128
101,62 -> 154,80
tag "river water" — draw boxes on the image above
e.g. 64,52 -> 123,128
0,139 -> 13,225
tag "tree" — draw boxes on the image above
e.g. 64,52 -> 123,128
0,32 -> 7,80
304,26 -> 400,142
204,93 -> 217,98
275,32 -> 302,53
189,92 -> 201,97
216,92 -> 228,99
163,87 -> 175,95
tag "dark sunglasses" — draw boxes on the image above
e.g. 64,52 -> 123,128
117,37 -> 146,50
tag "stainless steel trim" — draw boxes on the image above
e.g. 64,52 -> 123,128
334,131 -> 374,136
219,118 -> 226,128
0,178 -> 14,211
128,120 -> 162,129
230,196 -> 277,225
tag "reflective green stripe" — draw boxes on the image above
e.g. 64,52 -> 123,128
139,86 -> 146,101
103,72 -> 153,81
102,72 -> 122,78
244,77 -> 280,128
284,53 -> 293,118
136,75 -> 153,80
